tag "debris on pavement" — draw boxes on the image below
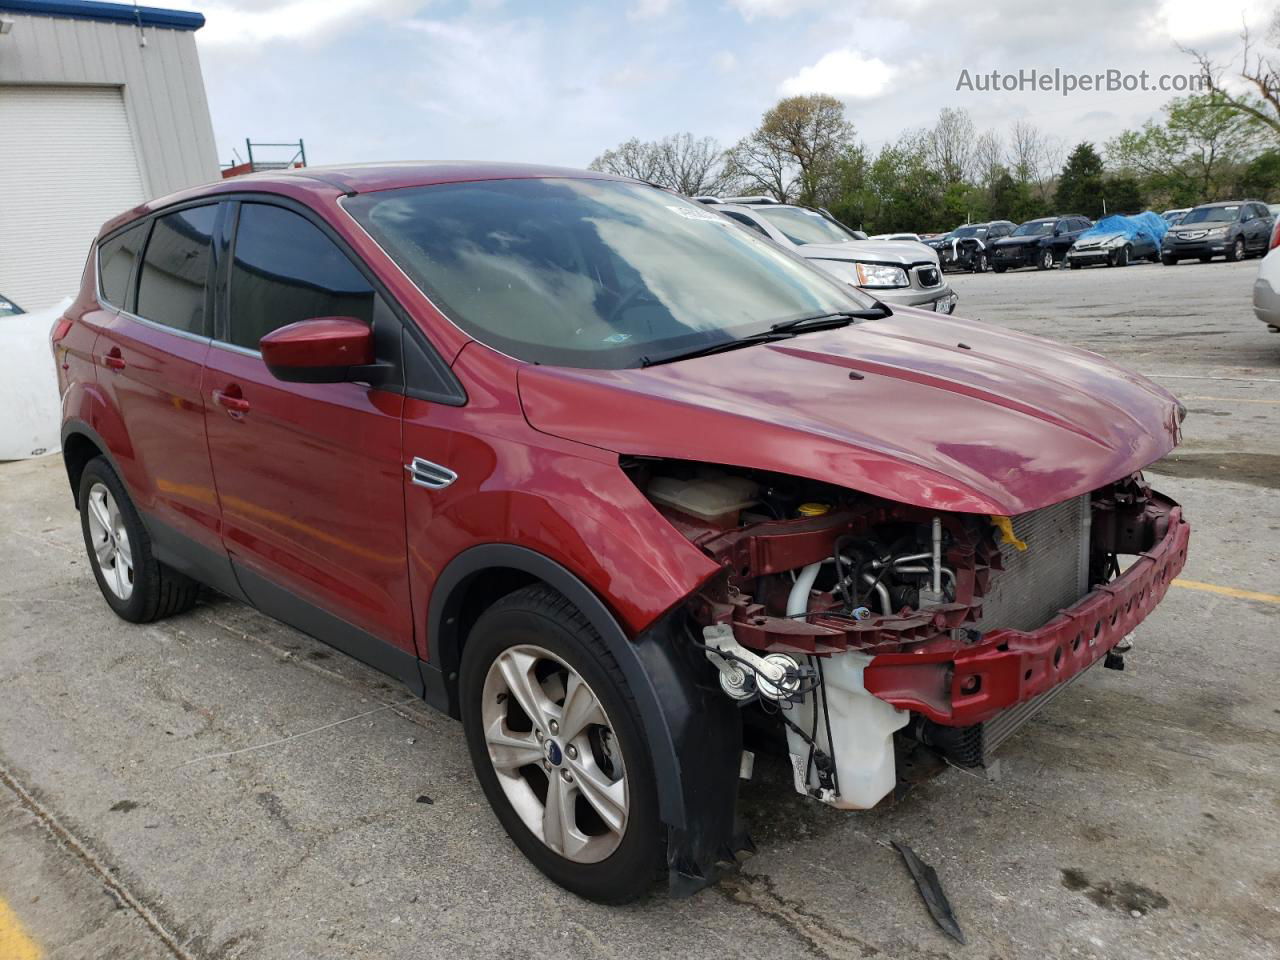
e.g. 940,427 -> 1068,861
891,840 -> 966,945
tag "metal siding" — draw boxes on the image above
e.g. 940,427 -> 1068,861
0,13 -> 218,195
0,85 -> 146,309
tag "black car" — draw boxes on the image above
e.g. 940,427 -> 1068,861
1161,200 -> 1275,265
991,215 -> 1093,272
927,220 -> 1016,272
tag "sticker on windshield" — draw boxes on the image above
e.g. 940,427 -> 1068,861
602,332 -> 633,344
666,205 -> 728,223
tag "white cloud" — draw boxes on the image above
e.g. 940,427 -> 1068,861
1150,0 -> 1272,45
194,0 -> 418,47
627,0 -> 676,21
779,49 -> 895,99
727,0 -> 823,21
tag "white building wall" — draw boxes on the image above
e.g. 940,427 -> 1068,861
0,12 -> 219,198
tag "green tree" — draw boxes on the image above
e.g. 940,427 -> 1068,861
1239,149 -> 1280,200
1102,175 -> 1145,214
1055,142 -> 1106,217
1106,94 -> 1263,205
726,95 -> 856,205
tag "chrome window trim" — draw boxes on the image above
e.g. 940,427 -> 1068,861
208,338 -> 261,358
99,297 -> 213,346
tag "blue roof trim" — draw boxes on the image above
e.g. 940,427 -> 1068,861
0,0 -> 205,30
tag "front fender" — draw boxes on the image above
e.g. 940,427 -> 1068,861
427,544 -> 746,895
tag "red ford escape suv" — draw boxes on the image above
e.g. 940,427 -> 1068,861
55,164 -> 1190,903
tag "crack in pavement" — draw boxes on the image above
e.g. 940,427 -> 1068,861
0,759 -> 199,960
717,871 -> 884,959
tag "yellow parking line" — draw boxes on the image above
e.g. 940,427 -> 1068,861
0,896 -> 41,960
1172,578 -> 1280,605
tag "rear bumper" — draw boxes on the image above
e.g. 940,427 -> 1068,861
1254,276 -> 1280,330
863,503 -> 1190,727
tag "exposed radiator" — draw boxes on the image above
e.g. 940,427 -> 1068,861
926,494 -> 1095,768
975,494 -> 1091,633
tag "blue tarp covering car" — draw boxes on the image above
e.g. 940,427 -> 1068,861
1067,212 -> 1169,267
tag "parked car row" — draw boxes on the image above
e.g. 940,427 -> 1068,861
917,199 -> 1278,275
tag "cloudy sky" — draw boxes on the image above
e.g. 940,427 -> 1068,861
161,0 -> 1275,170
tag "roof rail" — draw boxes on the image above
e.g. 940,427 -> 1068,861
722,195 -> 781,205
691,196 -> 723,205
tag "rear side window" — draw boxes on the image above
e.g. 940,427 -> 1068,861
98,222 -> 149,309
723,211 -> 770,238
136,205 -> 218,335
228,204 -> 375,351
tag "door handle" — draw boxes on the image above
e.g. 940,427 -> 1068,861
212,386 -> 251,415
103,348 -> 126,370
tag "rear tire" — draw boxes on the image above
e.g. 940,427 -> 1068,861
1161,255 -> 1178,266
459,584 -> 664,904
78,457 -> 199,623
1069,260 -> 1082,269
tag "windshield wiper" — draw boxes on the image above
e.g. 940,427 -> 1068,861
770,305 -> 890,332
640,306 -> 889,368
640,331 -> 794,368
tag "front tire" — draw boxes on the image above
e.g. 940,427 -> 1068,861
1110,245 -> 1130,267
1038,248 -> 1055,270
992,262 -> 1007,273
78,457 -> 198,622
1162,255 -> 1178,266
459,585 -> 664,903
1227,237 -> 1245,262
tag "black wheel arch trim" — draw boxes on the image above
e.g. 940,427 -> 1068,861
427,543 -> 750,892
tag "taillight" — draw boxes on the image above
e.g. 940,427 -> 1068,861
50,316 -> 73,344
1270,220 -> 1280,251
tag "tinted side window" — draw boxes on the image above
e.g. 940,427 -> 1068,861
98,222 -> 149,310
136,205 -> 218,335
723,211 -> 771,239
228,204 -> 375,351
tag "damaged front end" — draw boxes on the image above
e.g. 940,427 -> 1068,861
629,459 -> 1190,816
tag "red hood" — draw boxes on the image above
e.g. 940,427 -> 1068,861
516,309 -> 1182,515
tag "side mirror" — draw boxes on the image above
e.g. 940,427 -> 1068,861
260,317 -> 374,384
1052,227 -> 1062,236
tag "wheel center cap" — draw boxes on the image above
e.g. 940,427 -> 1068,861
544,739 -> 563,766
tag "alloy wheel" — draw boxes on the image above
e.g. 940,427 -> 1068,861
86,482 -> 133,600
480,644 -> 628,864
1041,249 -> 1054,269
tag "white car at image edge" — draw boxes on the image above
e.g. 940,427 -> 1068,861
0,293 -> 69,460
1254,245 -> 1280,333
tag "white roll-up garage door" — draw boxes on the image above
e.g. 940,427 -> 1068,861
0,85 -> 146,311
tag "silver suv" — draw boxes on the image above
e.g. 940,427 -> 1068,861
707,199 -> 958,314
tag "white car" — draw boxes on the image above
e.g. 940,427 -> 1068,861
1254,245 -> 1280,334
0,293 -> 69,460
868,232 -> 922,242
710,201 -> 958,314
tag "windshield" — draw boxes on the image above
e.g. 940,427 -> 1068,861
1013,220 -> 1054,237
1181,205 -> 1237,224
753,206 -> 859,245
344,179 -> 868,369
0,294 -> 22,317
